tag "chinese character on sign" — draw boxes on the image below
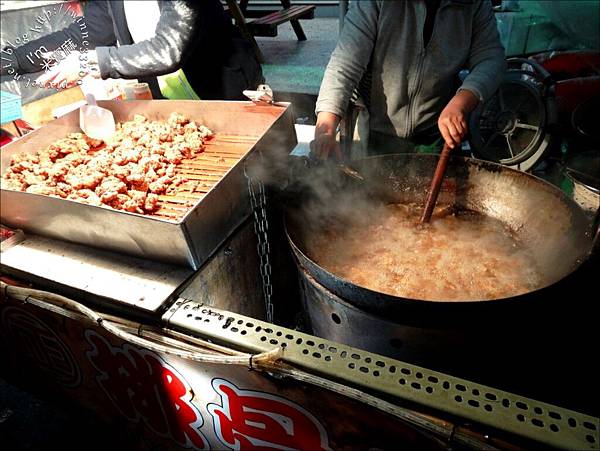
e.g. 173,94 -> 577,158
85,331 -> 209,450
208,378 -> 331,450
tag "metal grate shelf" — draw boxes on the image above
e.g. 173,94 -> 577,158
152,134 -> 256,221
163,298 -> 599,450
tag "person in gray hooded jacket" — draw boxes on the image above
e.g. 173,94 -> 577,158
313,0 -> 505,158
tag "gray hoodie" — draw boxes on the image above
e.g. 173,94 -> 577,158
316,0 -> 505,144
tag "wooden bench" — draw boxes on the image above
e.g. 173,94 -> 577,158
225,0 -> 316,63
248,5 -> 316,40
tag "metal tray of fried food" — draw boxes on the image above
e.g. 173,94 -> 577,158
0,100 -> 296,269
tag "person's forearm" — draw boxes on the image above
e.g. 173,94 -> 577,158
452,89 -> 480,113
316,112 -> 341,138
461,57 -> 505,103
5,0 -> 116,75
462,1 -> 505,102
8,26 -> 81,74
314,1 -> 379,119
97,0 -> 201,80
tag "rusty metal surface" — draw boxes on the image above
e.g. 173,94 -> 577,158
176,219 -> 266,321
0,218 -> 264,316
0,234 -> 193,314
0,100 -> 297,269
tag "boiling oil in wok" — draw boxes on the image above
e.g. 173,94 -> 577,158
307,203 -> 543,301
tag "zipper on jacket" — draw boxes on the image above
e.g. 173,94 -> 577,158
408,1 -> 447,137
407,54 -> 425,137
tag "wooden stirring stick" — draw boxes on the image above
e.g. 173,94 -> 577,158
420,143 -> 453,224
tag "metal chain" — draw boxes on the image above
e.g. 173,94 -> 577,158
246,172 -> 274,323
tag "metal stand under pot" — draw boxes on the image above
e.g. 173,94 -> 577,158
297,269 -> 473,371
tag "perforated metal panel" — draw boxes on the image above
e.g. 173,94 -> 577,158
163,298 -> 599,450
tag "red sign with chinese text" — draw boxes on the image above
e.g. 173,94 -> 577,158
85,330 -> 209,450
208,378 -> 331,450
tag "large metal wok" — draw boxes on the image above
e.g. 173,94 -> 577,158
287,154 -> 594,317
285,154 -> 597,378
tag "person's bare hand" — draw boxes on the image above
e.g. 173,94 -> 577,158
438,102 -> 467,149
438,89 -> 479,149
313,111 -> 342,160
310,133 -> 341,160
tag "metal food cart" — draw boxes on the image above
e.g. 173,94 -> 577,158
1,100 -> 598,450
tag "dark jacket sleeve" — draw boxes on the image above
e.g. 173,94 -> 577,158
460,0 -> 506,102
96,1 -> 201,80
8,1 -> 117,74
